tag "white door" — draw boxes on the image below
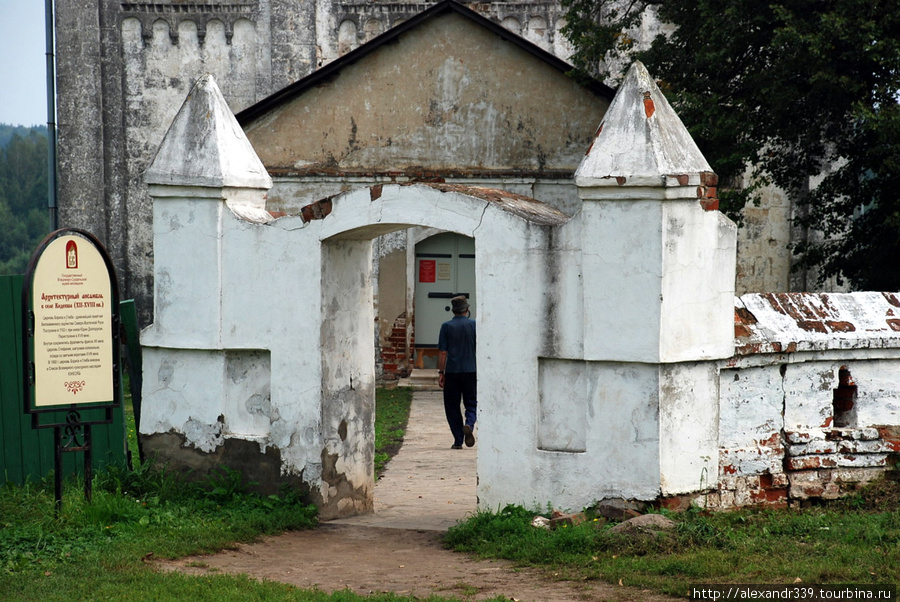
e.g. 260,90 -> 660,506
414,233 -> 475,366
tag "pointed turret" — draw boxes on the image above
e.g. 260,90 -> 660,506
576,61 -> 712,191
145,74 -> 272,190
142,75 -> 272,348
575,61 -> 736,364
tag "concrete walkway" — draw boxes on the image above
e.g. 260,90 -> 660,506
329,390 -> 478,531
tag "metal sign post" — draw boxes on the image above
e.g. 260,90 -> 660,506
21,229 -> 121,512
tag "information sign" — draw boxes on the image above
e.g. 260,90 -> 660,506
22,229 -> 120,413
21,228 -> 121,512
31,235 -> 114,406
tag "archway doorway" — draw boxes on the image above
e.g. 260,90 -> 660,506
318,218 -> 482,520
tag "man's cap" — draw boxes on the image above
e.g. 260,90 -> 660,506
451,295 -> 469,312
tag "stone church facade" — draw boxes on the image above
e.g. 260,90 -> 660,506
55,1 -> 574,326
55,0 -> 812,339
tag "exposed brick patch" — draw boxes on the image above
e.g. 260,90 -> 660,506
750,487 -> 788,507
379,313 -> 411,380
700,172 -> 718,187
797,320 -> 828,333
549,511 -> 588,529
702,470 -> 788,511
696,171 -> 720,211
825,320 -> 856,333
699,198 -> 720,211
300,198 -> 333,223
370,184 -> 383,201
658,494 -> 696,511
877,426 -> 900,451
642,92 -> 655,118
883,292 -> 900,308
782,428 -> 896,502
789,467 -> 885,501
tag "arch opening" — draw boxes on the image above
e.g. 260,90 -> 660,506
315,198 -> 486,519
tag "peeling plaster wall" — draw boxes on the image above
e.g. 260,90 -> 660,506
659,362 -> 719,496
320,238 -> 377,517
580,198 -> 736,364
659,203 -> 737,362
709,293 -> 900,508
142,348 -> 229,452
142,182 -> 587,515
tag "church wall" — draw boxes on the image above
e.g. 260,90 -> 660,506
244,12 -> 608,175
56,0 -> 815,336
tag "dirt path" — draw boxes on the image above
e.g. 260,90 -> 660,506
157,391 -> 679,601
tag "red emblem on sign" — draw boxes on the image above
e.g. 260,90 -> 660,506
66,240 -> 78,269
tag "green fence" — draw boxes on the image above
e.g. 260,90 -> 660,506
0,275 -> 128,485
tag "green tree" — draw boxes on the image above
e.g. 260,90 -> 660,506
0,129 -> 50,275
563,0 -> 900,290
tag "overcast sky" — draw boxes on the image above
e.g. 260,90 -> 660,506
0,0 -> 50,127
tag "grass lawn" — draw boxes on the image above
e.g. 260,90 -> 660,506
0,386 -> 457,602
4,384 -> 900,600
374,387 -> 413,478
444,483 -> 900,597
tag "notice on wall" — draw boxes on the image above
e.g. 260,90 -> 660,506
30,233 -> 114,407
419,260 -> 436,283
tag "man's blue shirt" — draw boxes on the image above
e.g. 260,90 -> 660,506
438,315 -> 476,373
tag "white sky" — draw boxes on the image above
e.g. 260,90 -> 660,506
0,0 -> 49,127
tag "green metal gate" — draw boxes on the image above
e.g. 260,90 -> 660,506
0,275 -> 127,485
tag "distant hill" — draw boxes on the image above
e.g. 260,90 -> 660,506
0,124 -> 48,148
0,124 -> 50,275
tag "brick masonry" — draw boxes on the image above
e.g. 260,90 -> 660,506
379,313 -> 412,380
703,427 -> 900,509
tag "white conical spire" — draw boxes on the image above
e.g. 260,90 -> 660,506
145,74 -> 272,190
575,61 -> 711,188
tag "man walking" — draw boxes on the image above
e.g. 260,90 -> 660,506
437,295 -> 477,449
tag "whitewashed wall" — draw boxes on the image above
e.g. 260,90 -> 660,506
140,70 -> 900,522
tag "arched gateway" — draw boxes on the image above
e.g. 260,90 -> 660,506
140,69 -> 739,519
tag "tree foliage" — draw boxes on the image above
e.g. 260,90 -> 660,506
563,0 -> 900,290
0,126 -> 50,275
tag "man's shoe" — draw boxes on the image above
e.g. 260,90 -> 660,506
451,444 -> 463,450
463,425 -> 475,447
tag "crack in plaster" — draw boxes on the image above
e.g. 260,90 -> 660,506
476,199 -> 489,232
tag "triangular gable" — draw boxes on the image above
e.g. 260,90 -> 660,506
238,1 -> 612,123
238,0 -> 614,177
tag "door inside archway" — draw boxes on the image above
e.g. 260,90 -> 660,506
413,232 -> 475,369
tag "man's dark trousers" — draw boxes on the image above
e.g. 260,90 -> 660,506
443,372 -> 477,447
